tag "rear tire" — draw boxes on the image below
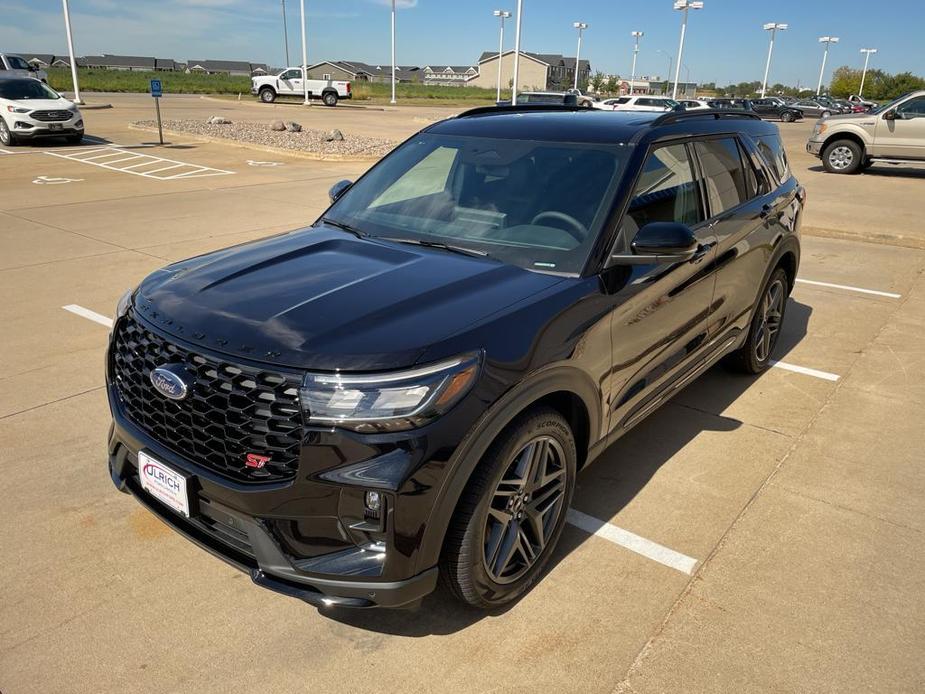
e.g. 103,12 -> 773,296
781,111 -> 795,123
322,91 -> 338,107
0,118 -> 18,146
259,87 -> 277,103
726,267 -> 789,375
440,406 -> 576,609
822,139 -> 863,174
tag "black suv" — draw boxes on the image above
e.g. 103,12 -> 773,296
107,106 -> 803,609
709,98 -> 803,123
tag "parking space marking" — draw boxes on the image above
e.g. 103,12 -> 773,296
567,509 -> 698,574
795,278 -> 901,299
769,360 -> 840,381
63,304 -> 113,328
44,147 -> 234,180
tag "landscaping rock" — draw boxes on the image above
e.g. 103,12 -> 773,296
270,120 -> 286,131
286,121 -> 303,133
208,115 -> 231,125
325,129 -> 345,142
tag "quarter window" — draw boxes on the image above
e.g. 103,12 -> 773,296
621,144 -> 702,237
755,134 -> 790,182
897,97 -> 925,118
694,139 -> 749,216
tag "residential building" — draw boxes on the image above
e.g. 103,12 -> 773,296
470,50 -> 590,92
81,55 -> 157,71
422,65 -> 479,86
20,53 -> 54,69
305,60 -> 421,83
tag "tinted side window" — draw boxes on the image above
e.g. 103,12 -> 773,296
621,144 -> 702,237
755,134 -> 790,182
898,97 -> 925,117
695,139 -> 748,216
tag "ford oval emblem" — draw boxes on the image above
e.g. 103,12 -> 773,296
150,364 -> 190,401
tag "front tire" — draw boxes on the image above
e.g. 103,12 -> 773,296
822,139 -> 863,174
259,87 -> 277,103
65,133 -> 83,145
440,407 -> 576,609
0,118 -> 18,146
726,267 -> 789,374
781,111 -> 795,123
322,91 -> 338,107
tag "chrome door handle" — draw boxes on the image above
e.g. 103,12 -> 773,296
690,241 -> 716,262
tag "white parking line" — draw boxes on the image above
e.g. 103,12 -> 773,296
795,278 -> 901,299
567,509 -> 698,574
769,360 -> 840,381
45,147 -> 234,180
62,304 -> 113,328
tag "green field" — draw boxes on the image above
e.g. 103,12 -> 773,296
46,67 -> 251,94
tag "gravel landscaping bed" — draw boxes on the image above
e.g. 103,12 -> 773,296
133,119 -> 397,158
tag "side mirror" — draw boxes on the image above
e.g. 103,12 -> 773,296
328,179 -> 353,203
883,110 -> 896,121
610,222 -> 699,265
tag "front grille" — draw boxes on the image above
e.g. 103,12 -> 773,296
31,110 -> 72,122
111,313 -> 303,483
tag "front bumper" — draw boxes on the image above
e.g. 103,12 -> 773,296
11,116 -> 83,139
806,139 -> 823,157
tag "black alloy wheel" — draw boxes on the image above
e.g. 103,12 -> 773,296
441,406 -> 577,608
726,267 -> 789,374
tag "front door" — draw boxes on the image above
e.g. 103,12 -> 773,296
875,95 -> 925,159
607,142 -> 718,434
278,68 -> 303,95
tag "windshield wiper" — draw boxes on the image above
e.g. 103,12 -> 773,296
321,218 -> 366,238
379,237 -> 488,258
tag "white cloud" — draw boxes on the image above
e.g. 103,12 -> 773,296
370,0 -> 419,8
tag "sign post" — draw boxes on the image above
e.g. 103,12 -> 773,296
150,79 -> 164,145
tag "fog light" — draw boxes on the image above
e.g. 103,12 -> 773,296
14,121 -> 33,129
365,491 -> 382,513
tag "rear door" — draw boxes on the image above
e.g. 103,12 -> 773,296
607,142 -> 718,433
695,135 -> 787,344
875,95 -> 925,159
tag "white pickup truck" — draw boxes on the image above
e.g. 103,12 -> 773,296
1,53 -> 48,83
251,68 -> 351,106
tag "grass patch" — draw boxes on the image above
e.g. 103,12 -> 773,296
46,67 -> 251,94
350,81 -> 505,105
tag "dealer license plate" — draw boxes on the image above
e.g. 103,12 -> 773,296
137,451 -> 190,517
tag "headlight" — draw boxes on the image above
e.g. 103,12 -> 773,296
301,352 -> 481,433
6,105 -> 30,114
115,288 -> 133,319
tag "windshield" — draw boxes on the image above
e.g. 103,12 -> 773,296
871,93 -> 913,115
0,79 -> 61,100
323,133 -> 629,274
6,56 -> 30,70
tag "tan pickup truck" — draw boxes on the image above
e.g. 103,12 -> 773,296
806,90 -> 925,173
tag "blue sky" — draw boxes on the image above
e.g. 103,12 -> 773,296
2,0 -> 923,86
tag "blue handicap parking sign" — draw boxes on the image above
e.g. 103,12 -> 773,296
150,79 -> 162,97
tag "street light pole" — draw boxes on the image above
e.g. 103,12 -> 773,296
511,0 -> 524,105
390,0 -> 397,105
61,0 -> 83,104
629,31 -> 643,95
281,0 -> 291,67
299,0 -> 309,105
672,0 -> 703,100
760,22 -> 788,98
816,35 -> 839,95
859,48 -> 877,98
573,22 -> 588,91
493,10 -> 511,103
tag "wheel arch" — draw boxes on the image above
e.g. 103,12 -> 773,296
416,366 -> 602,571
822,129 -> 867,156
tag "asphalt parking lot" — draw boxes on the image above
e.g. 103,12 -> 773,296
2,96 -> 924,693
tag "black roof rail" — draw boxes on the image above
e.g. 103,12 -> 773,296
653,109 -> 762,126
457,103 -> 589,119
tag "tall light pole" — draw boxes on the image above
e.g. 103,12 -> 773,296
672,0 -> 703,100
859,48 -> 877,98
299,0 -> 309,105
760,22 -> 788,98
493,10 -> 511,102
573,22 -> 588,91
511,0 -> 524,105
629,31 -> 643,95
816,36 -> 839,96
61,0 -> 83,104
657,49 -> 673,95
281,0 -> 291,67
390,0 -> 397,104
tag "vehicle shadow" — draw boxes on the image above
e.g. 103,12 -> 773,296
807,164 -> 925,179
322,298 -> 812,635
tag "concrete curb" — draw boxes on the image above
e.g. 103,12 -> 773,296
802,225 -> 925,250
127,124 -> 385,163
197,94 -> 386,112
75,103 -> 113,110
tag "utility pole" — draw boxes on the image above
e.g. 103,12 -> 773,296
391,0 -> 397,105
300,0 -> 310,105
816,36 -> 839,95
760,22 -> 788,98
493,10 -> 511,103
573,22 -> 588,91
281,0 -> 291,67
511,0 -> 524,105
859,48 -> 877,98
61,0 -> 83,104
672,1 -> 703,100
629,31 -> 643,95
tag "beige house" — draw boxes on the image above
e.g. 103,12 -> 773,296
469,50 -> 591,92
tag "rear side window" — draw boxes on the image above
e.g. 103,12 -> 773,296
755,134 -> 790,182
694,139 -> 749,216
621,143 -> 703,236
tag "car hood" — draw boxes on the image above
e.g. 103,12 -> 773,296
14,98 -> 74,111
134,225 -> 566,371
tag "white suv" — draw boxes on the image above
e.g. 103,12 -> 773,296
607,95 -> 681,112
0,78 -> 83,146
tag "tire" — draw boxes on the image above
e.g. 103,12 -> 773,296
726,267 -> 789,374
322,91 -> 338,107
781,111 -> 795,123
259,87 -> 277,103
440,406 -> 577,609
821,110 -> 832,118
0,118 -> 17,146
822,139 -> 863,174
65,133 -> 83,145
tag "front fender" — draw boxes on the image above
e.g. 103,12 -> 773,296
414,364 -> 603,572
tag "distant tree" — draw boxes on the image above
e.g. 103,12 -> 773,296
604,75 -> 620,94
589,71 -> 606,94
829,66 -> 861,97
